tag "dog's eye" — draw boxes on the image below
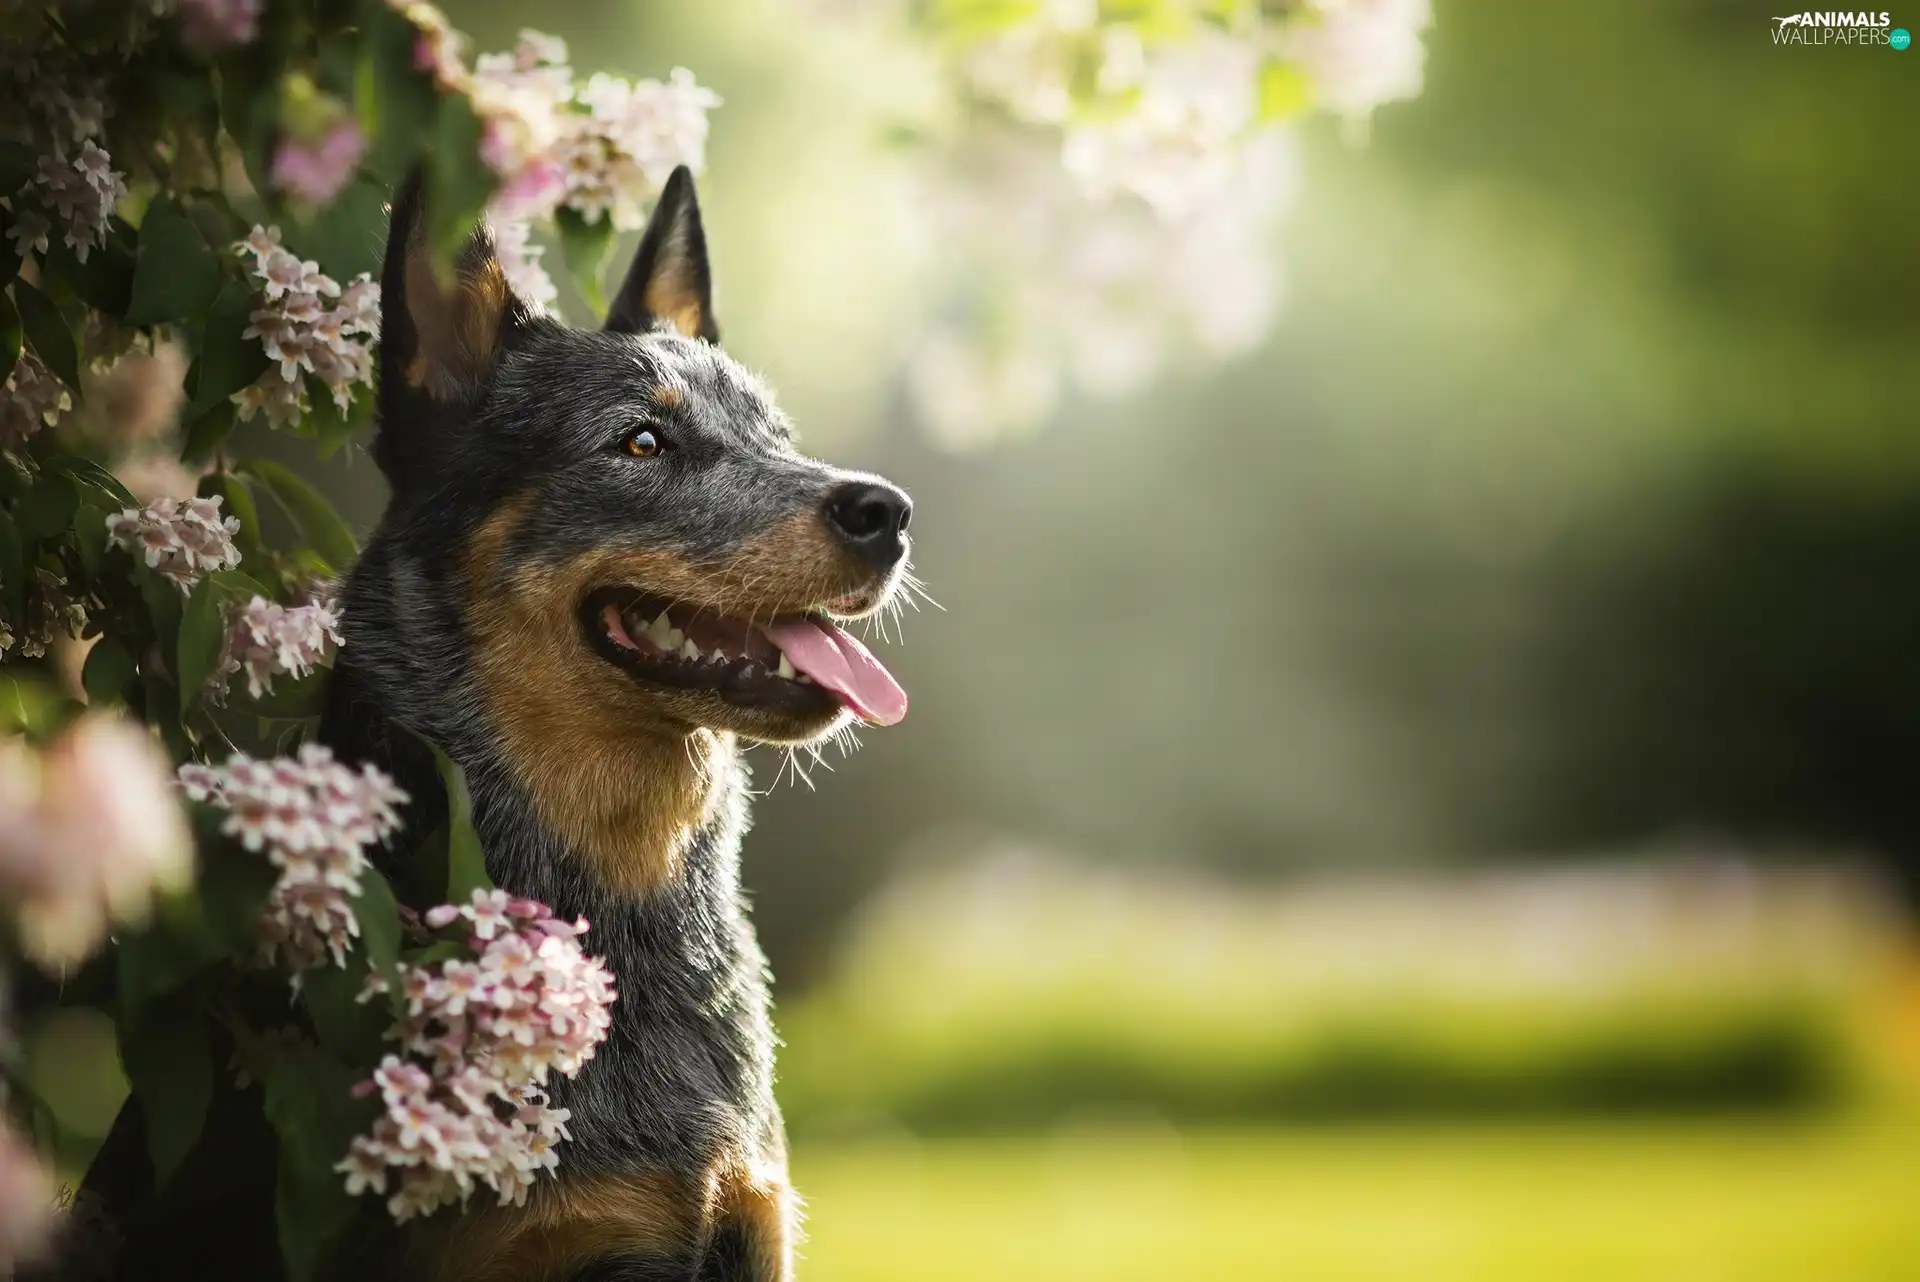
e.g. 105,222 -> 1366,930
624,428 -> 665,459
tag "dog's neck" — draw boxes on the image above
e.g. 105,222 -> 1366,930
323,542 -> 781,1179
478,714 -> 738,901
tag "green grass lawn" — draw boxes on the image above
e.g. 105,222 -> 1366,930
793,1114 -> 1920,1282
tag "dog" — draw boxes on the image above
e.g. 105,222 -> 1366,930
315,166 -> 914,1281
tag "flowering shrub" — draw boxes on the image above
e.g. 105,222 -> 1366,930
211,592 -> 342,702
179,745 -> 408,973
343,890 -> 616,1220
231,226 -> 380,429
0,1 -> 695,1274
817,0 -> 1435,446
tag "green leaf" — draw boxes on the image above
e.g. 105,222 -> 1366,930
182,401 -> 238,466
176,574 -> 230,712
218,44 -> 280,209
119,993 -> 213,1188
43,453 -> 139,511
264,1054 -> 373,1282
125,196 -> 226,327
45,229 -> 136,316
13,278 -> 80,393
13,472 -> 78,544
197,835 -> 279,958
249,668 -> 328,719
355,867 -> 403,989
298,959 -> 385,1062
114,921 -> 214,1025
359,0 -> 441,183
0,671 -> 58,735
312,395 -> 366,460
554,208 -> 613,314
72,503 -> 108,581
189,278 -> 271,420
0,142 -> 34,197
82,637 -> 135,706
288,180 -> 387,282
0,288 -> 19,388
433,742 -> 492,902
239,458 -> 358,573
139,566 -> 184,673
427,93 -> 497,267
0,509 -> 22,623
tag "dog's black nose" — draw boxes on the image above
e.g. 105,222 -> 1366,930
824,480 -> 912,569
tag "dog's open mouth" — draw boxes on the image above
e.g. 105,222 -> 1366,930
581,588 -> 908,726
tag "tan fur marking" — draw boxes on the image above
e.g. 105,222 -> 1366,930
463,496 -> 734,897
644,275 -> 707,342
424,1170 -> 697,1282
462,499 -> 875,897
651,384 -> 683,409
405,247 -> 511,395
712,1162 -> 800,1282
422,1162 -> 797,1282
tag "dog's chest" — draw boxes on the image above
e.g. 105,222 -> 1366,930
472,765 -> 781,1176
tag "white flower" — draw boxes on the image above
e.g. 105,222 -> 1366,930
0,351 -> 73,454
339,889 -> 614,1220
3,204 -> 51,265
178,745 -> 408,973
556,68 -> 721,231
33,140 -> 125,263
1058,31 -> 1260,218
105,495 -> 243,592
211,595 -> 344,702
1288,0 -> 1433,122
0,716 -> 194,969
230,226 -> 379,427
491,220 -> 557,309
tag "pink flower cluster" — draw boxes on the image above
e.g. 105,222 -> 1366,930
213,595 -> 344,702
178,745 -> 409,974
174,0 -> 264,54
0,567 -> 87,661
0,715 -> 194,968
33,141 -> 126,265
341,889 -> 616,1220
383,9 -> 721,306
270,120 -> 368,207
468,30 -> 573,221
559,68 -> 721,232
231,226 -> 380,428
0,352 -> 73,455
105,495 -> 244,593
0,1120 -> 54,1269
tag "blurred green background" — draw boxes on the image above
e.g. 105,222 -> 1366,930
46,0 -> 1920,1276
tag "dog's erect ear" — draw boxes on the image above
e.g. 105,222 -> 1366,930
377,173 -> 537,488
604,165 -> 718,342
379,172 -> 529,405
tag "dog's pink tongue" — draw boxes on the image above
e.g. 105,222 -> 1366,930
758,617 -> 907,726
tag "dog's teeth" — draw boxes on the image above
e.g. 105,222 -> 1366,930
680,639 -> 702,662
796,674 -> 813,685
665,627 -> 686,651
646,615 -> 675,649
776,653 -> 796,680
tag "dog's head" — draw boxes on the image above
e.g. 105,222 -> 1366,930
375,168 -> 910,749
